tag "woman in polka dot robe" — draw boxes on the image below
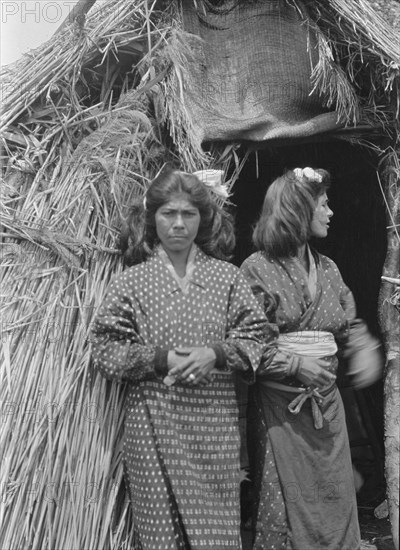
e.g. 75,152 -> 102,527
91,169 -> 269,550
241,168 -> 382,550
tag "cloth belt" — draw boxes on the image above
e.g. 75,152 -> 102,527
262,331 -> 338,429
260,380 -> 336,429
277,330 -> 338,357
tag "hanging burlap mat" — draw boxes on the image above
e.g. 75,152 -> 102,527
180,0 -> 343,143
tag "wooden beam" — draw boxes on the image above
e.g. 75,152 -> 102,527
55,0 -> 98,34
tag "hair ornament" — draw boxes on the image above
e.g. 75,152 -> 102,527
192,169 -> 230,198
293,167 -> 323,183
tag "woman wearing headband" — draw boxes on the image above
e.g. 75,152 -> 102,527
241,167 -> 382,550
91,168 -> 269,549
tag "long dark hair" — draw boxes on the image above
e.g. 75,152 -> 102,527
253,167 -> 330,259
120,169 -> 235,266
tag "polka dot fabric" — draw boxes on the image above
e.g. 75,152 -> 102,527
92,247 -> 268,550
241,251 -> 356,383
241,251 -> 361,550
247,391 -> 287,550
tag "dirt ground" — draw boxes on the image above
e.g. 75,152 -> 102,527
356,457 -> 395,550
358,502 -> 395,550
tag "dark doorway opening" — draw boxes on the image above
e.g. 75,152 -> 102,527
231,139 -> 388,509
231,140 -> 387,338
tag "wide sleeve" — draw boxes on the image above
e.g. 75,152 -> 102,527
329,259 -> 357,339
327,259 -> 374,350
213,270 -> 276,383
240,258 -> 302,380
90,272 -> 168,383
325,260 -> 383,388
211,272 -> 271,383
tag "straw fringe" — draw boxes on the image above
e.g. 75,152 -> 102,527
157,26 -> 211,171
302,0 -> 400,124
1,6 -> 172,546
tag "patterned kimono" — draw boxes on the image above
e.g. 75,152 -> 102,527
241,250 -> 361,550
92,246 -> 268,550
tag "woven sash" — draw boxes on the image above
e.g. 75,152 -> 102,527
277,330 -> 337,357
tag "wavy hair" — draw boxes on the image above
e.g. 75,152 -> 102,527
253,168 -> 331,259
120,169 -> 235,266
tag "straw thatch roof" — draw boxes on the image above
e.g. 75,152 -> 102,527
369,0 -> 400,28
1,1 -> 399,548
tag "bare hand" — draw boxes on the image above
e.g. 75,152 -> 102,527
296,356 -> 336,389
168,347 -> 216,386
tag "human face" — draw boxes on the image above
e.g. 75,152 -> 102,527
155,195 -> 201,257
310,193 -> 333,238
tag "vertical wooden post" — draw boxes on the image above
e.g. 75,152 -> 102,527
377,150 -> 400,550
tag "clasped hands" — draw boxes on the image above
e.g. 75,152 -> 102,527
166,347 -> 217,387
296,356 -> 337,390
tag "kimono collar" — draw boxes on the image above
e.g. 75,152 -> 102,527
293,244 -> 318,300
157,244 -> 201,294
306,245 -> 318,300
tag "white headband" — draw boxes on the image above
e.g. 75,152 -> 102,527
293,167 -> 323,182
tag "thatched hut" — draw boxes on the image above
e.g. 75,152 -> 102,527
1,1 -> 399,549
